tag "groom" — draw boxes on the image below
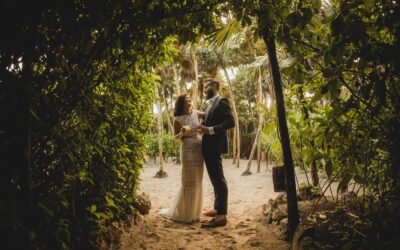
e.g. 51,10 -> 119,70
198,78 -> 235,228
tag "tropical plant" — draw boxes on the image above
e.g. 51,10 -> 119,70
145,134 -> 180,161
0,1 -> 220,248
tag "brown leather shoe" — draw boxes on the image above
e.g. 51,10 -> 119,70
202,210 -> 217,217
201,218 -> 227,228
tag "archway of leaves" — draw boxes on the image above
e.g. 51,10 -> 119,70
1,0 -> 399,249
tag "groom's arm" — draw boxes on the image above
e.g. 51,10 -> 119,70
210,97 -> 235,134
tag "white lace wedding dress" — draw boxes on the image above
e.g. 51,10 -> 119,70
161,111 -> 204,223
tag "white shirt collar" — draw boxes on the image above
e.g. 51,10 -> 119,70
208,94 -> 219,104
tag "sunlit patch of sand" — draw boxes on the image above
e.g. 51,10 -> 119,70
120,159 -> 291,250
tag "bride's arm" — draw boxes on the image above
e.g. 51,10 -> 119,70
174,120 -> 184,141
194,109 -> 205,119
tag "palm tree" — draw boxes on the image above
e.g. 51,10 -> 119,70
243,30 -> 266,175
160,76 -> 174,133
155,87 -> 168,178
210,25 -> 255,167
221,63 -> 241,168
197,38 -> 252,167
191,46 -> 200,109
178,43 -> 201,107
209,15 -> 299,239
172,64 -> 183,94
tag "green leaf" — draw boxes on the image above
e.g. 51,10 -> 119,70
353,174 -> 364,184
29,230 -> 36,240
208,20 -> 241,47
311,92 -> 323,103
94,146 -> 103,157
312,152 -> 324,161
38,203 -> 54,217
364,0 -> 375,8
90,205 -> 97,213
105,196 -> 117,208
94,212 -> 110,220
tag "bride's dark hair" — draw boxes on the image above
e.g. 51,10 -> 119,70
174,93 -> 188,117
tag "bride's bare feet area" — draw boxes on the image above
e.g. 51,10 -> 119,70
119,159 -> 290,250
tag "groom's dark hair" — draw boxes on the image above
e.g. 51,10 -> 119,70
205,78 -> 220,90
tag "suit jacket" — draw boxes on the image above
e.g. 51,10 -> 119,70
202,96 -> 235,155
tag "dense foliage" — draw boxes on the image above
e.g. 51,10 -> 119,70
0,0 -> 219,248
276,0 -> 399,185
146,133 -> 180,161
197,0 -> 399,245
278,0 -> 400,246
228,0 -> 400,246
1,0 -> 399,248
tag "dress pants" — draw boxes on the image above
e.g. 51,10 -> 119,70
203,153 -> 228,215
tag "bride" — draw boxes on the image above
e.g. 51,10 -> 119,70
161,93 -> 204,223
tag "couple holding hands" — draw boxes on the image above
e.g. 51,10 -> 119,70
161,78 -> 235,228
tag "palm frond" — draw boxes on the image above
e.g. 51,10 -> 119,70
248,54 -> 270,68
280,57 -> 296,68
208,20 -> 241,47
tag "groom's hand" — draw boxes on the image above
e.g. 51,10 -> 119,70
197,125 -> 210,134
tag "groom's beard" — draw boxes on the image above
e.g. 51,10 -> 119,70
206,92 -> 215,100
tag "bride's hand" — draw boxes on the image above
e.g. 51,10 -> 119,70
197,125 -> 209,134
181,127 -> 191,136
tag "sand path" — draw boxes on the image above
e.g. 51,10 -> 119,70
120,159 -> 290,250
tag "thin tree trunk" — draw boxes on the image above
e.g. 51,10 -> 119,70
310,155 -> 319,186
192,50 -> 199,109
155,92 -> 167,178
261,30 -> 299,240
161,83 -> 174,133
247,28 -> 264,150
256,82 -> 263,173
222,67 -> 240,168
242,116 -> 263,175
257,126 -> 262,173
172,64 -> 182,94
243,68 -> 264,175
233,126 -> 237,164
297,86 -> 319,186
248,101 -> 255,122
299,133 -> 311,187
227,130 -> 231,156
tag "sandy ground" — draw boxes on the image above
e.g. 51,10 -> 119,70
120,159 -> 291,250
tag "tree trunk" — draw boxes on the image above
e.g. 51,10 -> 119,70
192,50 -> 199,109
172,64 -> 182,94
262,30 -> 299,240
256,74 -> 263,173
297,86 -> 319,186
155,93 -> 167,178
242,33 -> 265,175
242,115 -> 263,175
310,161 -> 319,187
248,101 -> 255,122
222,67 -> 240,168
232,125 -> 237,164
227,130 -> 231,156
257,127 -> 262,173
161,82 -> 174,133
